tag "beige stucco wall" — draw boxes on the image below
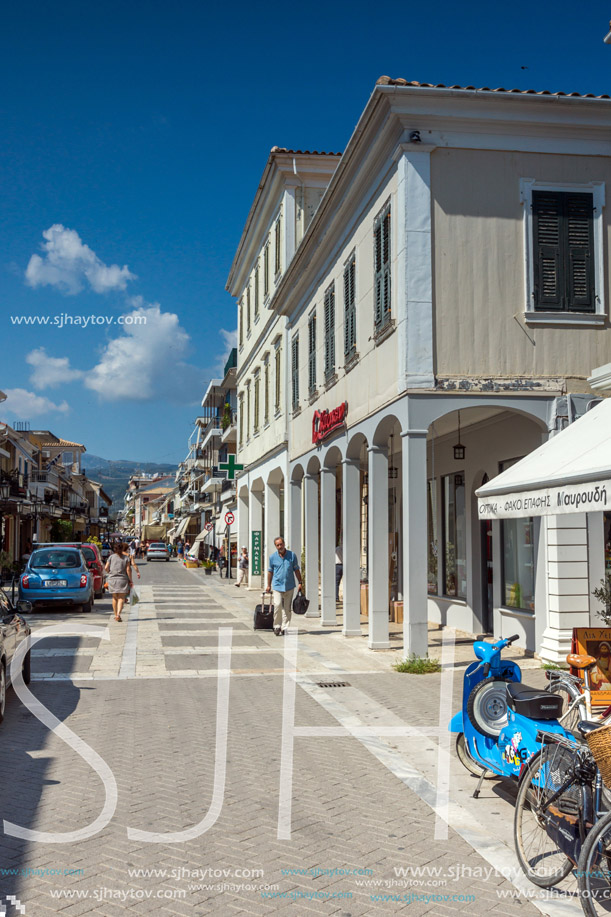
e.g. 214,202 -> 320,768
289,174 -> 399,461
432,148 -> 611,382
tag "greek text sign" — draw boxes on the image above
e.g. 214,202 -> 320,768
251,530 -> 262,576
477,479 -> 611,519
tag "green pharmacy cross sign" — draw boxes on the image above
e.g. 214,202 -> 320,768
218,454 -> 244,480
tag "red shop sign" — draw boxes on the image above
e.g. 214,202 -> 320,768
312,402 -> 348,445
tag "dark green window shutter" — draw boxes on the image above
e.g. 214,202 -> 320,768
324,286 -> 335,377
566,193 -> 595,312
533,191 -> 563,310
533,190 -> 595,313
308,313 -> 316,392
374,220 -> 383,326
344,257 -> 356,356
291,336 -> 299,406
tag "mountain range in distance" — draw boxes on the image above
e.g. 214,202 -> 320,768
81,454 -> 177,508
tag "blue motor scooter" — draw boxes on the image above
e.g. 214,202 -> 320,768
450,634 -> 572,796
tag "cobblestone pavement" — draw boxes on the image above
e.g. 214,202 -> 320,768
0,560 -> 581,915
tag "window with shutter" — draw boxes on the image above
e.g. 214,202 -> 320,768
264,244 -> 270,297
533,190 -> 594,313
324,284 -> 335,379
308,312 -> 317,393
254,264 -> 260,317
374,204 -> 391,330
344,257 -> 356,357
246,286 -> 251,331
238,394 -> 244,446
264,360 -> 269,423
291,336 -> 299,408
275,346 -> 282,412
275,218 -> 281,276
238,300 -> 243,347
246,384 -> 251,440
254,374 -> 260,433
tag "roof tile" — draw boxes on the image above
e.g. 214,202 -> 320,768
375,76 -> 611,100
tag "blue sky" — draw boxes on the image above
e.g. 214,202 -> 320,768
2,0 -> 610,463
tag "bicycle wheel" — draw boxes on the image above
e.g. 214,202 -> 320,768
577,810 -> 611,914
548,680 -> 582,733
514,743 -> 576,887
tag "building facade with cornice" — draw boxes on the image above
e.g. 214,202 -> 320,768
230,78 -> 611,661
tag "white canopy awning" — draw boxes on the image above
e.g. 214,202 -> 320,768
174,517 -> 190,538
477,399 -> 611,519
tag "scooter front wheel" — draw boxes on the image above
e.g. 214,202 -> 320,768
466,678 -> 509,740
455,733 -> 495,779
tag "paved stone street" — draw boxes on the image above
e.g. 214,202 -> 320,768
0,560 -> 581,915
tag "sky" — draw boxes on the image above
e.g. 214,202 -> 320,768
2,0 -> 611,463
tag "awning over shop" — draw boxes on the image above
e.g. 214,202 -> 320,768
477,399 -> 611,519
174,517 -> 190,539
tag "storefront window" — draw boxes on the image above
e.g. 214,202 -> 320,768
502,518 -> 535,611
442,473 -> 466,599
427,480 -> 438,594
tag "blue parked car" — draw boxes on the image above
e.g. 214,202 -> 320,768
19,547 -> 94,613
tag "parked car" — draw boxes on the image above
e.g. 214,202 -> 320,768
147,542 -> 169,562
0,586 -> 32,723
34,543 -> 104,599
19,547 -> 94,613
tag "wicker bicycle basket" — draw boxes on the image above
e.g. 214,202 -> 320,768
586,724 -> 611,788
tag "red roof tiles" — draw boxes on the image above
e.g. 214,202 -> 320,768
270,146 -> 342,156
376,76 -> 611,100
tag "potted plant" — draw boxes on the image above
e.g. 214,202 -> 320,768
202,559 -> 215,575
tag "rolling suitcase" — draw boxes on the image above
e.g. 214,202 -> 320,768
253,592 -> 274,630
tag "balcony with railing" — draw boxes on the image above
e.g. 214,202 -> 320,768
0,469 -> 28,497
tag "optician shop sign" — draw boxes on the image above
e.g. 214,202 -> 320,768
312,401 -> 348,445
477,479 -> 611,520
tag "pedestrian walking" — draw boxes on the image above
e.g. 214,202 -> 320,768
335,543 -> 343,602
177,541 -> 184,562
235,547 -> 248,587
104,542 -> 133,622
265,536 -> 302,636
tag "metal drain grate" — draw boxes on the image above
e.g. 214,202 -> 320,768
316,681 -> 351,688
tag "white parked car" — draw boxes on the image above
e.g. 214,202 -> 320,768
147,542 -> 169,562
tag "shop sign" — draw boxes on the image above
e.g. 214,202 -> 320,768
312,401 -> 348,445
251,530 -> 262,575
478,478 -> 611,520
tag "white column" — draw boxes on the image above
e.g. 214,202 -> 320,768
237,487 -> 249,555
304,472 -> 319,617
395,145 -> 435,391
342,458 -> 361,636
320,467 -> 337,626
540,513 -> 590,663
248,489 -> 263,590
368,445 -> 390,649
265,481 -> 281,562
401,429 -> 429,657
288,477 -> 302,561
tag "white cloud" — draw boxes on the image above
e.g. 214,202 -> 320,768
3,388 -> 70,418
25,224 -> 136,295
85,302 -> 195,400
26,347 -> 84,389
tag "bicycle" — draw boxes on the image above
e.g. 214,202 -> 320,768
514,721 -> 605,888
547,654 -> 611,732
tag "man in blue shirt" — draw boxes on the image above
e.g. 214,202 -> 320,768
265,536 -> 303,636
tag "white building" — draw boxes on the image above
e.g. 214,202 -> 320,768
230,78 -> 611,661
226,148 -> 340,585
